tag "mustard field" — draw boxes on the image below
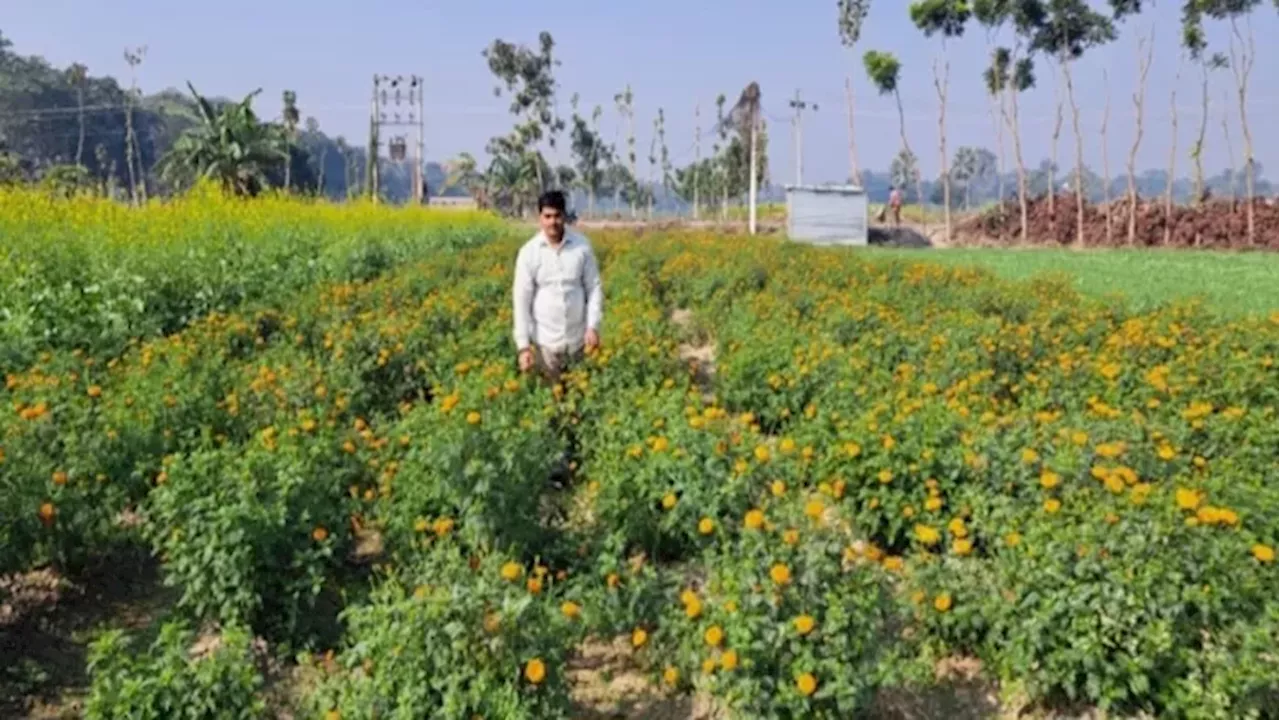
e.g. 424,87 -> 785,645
1,193 -> 1276,719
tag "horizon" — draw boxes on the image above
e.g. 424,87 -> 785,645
6,0 -> 1278,184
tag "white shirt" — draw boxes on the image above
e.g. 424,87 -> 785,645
512,229 -> 603,353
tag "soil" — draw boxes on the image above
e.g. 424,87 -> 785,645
0,549 -> 175,719
958,194 -> 1279,250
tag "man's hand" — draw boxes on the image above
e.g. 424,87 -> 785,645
584,329 -> 600,353
518,348 -> 534,373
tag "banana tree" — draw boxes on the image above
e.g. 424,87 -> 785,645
157,82 -> 288,197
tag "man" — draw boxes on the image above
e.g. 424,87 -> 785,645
888,185 -> 903,227
512,190 -> 603,384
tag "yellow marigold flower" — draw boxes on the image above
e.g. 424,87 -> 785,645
484,612 -> 502,633
952,538 -> 973,556
685,597 -> 703,619
1039,470 -> 1061,489
1021,448 -> 1040,465
524,658 -> 546,684
754,445 -> 770,463
779,437 -> 796,454
914,524 -> 941,546
680,589 -> 698,606
413,517 -> 431,533
312,526 -> 329,542
947,517 -> 967,538
882,434 -> 896,450
51,471 -> 68,486
882,556 -> 904,572
877,468 -> 893,484
925,496 -> 944,512
783,529 -> 800,546
1251,544 -> 1276,563
804,499 -> 824,519
720,649 -> 739,670
796,672 -> 817,696
662,493 -> 678,510
433,517 -> 454,537
698,517 -> 715,535
631,627 -> 648,648
500,562 -> 522,581
744,509 -> 765,530
910,590 -> 926,604
1157,444 -> 1176,460
933,592 -> 953,612
1043,498 -> 1062,514
663,666 -> 680,686
794,614 -> 816,635
704,625 -> 724,647
701,657 -> 717,675
1175,487 -> 1202,511
1104,475 -> 1125,494
561,601 -> 581,619
769,563 -> 792,586
526,577 -> 543,595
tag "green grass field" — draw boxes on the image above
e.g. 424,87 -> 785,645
863,246 -> 1279,318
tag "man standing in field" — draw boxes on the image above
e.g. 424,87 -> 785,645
888,185 -> 903,227
512,190 -> 603,384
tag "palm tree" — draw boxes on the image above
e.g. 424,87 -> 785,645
445,152 -> 486,205
157,82 -> 288,197
281,90 -> 299,192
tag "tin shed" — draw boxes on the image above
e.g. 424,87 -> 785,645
784,184 -> 868,246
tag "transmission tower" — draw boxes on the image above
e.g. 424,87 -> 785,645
789,90 -> 818,185
369,74 -> 425,203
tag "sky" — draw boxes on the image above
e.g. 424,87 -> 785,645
7,0 -> 1279,184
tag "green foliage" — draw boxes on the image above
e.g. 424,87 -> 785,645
909,0 -> 973,37
862,50 -> 902,94
156,83 -> 287,197
85,621 -> 267,720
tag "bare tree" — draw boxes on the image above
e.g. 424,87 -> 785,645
1225,14 -> 1256,242
1164,60 -> 1180,245
1221,89 -> 1236,201
614,85 -> 637,218
837,0 -> 872,186
864,50 -> 924,225
910,0 -> 970,245
1101,70 -> 1113,244
123,46 -> 147,205
975,1 -> 1036,244
1126,26 -> 1154,246
66,63 -> 89,167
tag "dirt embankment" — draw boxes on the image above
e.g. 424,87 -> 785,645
958,195 -> 1278,250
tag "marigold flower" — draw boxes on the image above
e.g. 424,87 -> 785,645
561,601 -> 581,619
663,666 -> 680,686
631,627 -> 648,648
720,649 -> 739,670
524,658 -> 546,684
704,625 -> 724,646
934,592 -> 953,612
796,672 -> 817,696
769,563 -> 792,586
500,562 -> 522,581
794,614 -> 816,635
698,517 -> 715,535
744,509 -> 765,530
1251,544 -> 1276,563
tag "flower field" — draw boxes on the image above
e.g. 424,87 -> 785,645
2,197 -> 1277,719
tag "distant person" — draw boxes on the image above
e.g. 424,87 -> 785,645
888,185 -> 903,227
512,190 -> 604,385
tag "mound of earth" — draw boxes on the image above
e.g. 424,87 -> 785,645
868,226 -> 933,248
960,194 -> 1278,250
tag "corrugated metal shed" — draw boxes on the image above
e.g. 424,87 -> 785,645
784,184 -> 868,246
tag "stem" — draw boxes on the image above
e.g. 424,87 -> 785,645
1101,69 -> 1112,245
1192,60 -> 1209,206
1165,60 -> 1180,246
933,47 -> 951,245
1228,15 -> 1255,243
1127,26 -> 1154,246
845,75 -> 861,185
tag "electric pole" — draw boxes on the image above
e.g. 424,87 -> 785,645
370,74 -> 425,204
789,90 -> 818,186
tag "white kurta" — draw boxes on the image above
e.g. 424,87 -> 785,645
512,229 -> 603,353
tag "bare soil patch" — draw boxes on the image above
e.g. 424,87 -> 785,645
568,635 -> 722,720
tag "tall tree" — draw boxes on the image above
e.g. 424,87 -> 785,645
1100,69 -> 1114,243
281,90 -> 299,193
1033,0 -> 1116,247
1182,4 -> 1228,207
837,0 -> 871,185
614,85 -> 637,217
864,51 -> 924,219
483,32 -> 565,201
569,94 -> 609,217
723,82 -> 764,234
122,46 -> 146,205
909,0 -> 970,245
1126,26 -> 1154,245
66,63 -> 88,166
973,0 -> 1009,208
1196,0 -> 1262,242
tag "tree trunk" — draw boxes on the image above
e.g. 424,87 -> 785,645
1063,58 -> 1085,248
845,76 -> 861,185
1049,68 -> 1062,237
1221,90 -> 1236,202
317,147 -> 327,195
693,104 -> 701,219
1192,60 -> 1209,206
1101,70 -> 1112,245
894,89 -> 924,230
998,50 -> 1029,245
1127,27 -> 1154,246
933,52 -> 951,245
990,95 -> 1005,209
1164,61 -> 1180,246
748,112 -> 758,235
75,86 -> 86,167
1228,16 -> 1255,244
124,99 -> 138,206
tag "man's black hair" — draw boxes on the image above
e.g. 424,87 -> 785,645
538,190 -> 567,213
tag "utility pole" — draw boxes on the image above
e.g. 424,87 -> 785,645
789,89 -> 818,186
370,74 -> 425,204
693,103 -> 701,220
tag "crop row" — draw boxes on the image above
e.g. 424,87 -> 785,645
3,229 -> 1277,719
0,185 -> 505,374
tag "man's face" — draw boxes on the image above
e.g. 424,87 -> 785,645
539,206 -> 565,242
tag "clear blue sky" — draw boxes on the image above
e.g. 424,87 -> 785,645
8,0 -> 1278,183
